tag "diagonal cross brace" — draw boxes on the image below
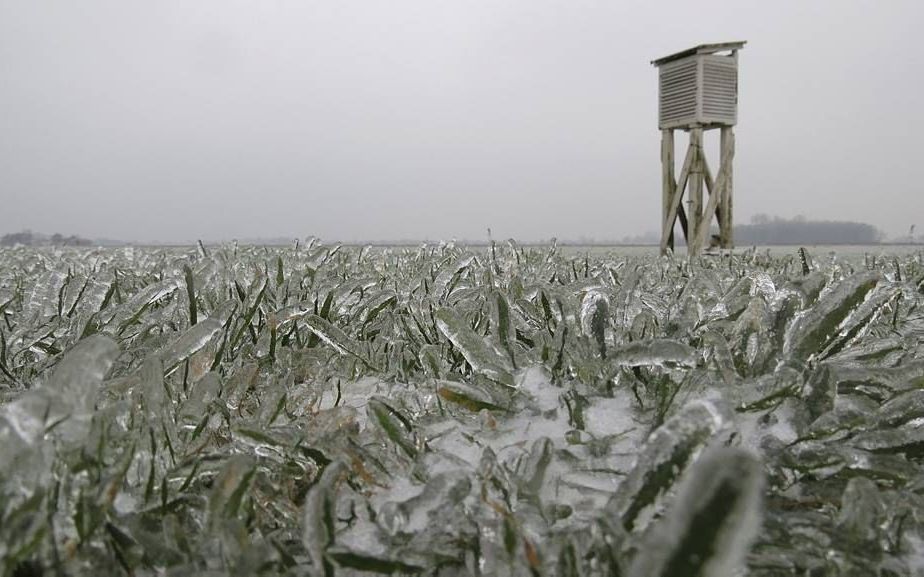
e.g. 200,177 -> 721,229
660,143 -> 696,249
693,133 -> 736,250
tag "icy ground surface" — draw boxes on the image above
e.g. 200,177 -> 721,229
1,241 -> 924,576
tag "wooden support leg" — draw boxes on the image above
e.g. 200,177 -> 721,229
720,127 -> 735,248
688,127 -> 704,256
661,129 -> 675,255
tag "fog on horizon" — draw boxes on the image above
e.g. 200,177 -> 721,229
1,0 -> 921,244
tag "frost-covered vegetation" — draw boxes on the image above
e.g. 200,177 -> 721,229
1,241 -> 923,576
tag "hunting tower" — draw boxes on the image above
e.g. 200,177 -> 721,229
653,41 -> 745,255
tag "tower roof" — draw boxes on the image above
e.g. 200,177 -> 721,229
651,41 -> 746,67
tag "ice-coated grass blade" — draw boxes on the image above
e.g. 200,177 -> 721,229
877,389 -> 924,427
229,279 -> 266,351
491,289 -> 517,369
303,314 -> 378,370
519,436 -> 553,496
580,290 -> 610,358
607,400 -> 731,531
378,471 -> 471,536
303,460 -> 349,577
628,447 -> 764,577
160,318 -> 222,375
326,547 -> 424,574
817,284 -> 897,361
208,455 -> 257,526
433,254 -> 475,299
611,339 -> 697,369
183,264 -> 197,326
436,379 -> 507,412
434,308 -> 513,387
0,488 -> 47,577
367,396 -> 418,458
783,271 -> 879,365
798,247 -> 811,275
109,279 -> 179,333
836,477 -> 883,545
46,334 -> 120,412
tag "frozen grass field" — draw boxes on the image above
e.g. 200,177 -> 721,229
2,240 -> 924,576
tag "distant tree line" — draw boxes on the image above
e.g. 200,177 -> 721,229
733,215 -> 881,245
1,230 -> 92,247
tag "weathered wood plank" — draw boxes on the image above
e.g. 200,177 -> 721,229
702,152 -> 714,195
688,128 -> 704,255
721,127 -> 735,248
661,130 -> 675,254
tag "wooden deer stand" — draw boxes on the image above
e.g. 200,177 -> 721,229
652,42 -> 745,256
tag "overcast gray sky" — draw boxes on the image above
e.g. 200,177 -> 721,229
1,0 -> 921,243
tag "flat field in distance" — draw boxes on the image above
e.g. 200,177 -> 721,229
1,241 -> 923,576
